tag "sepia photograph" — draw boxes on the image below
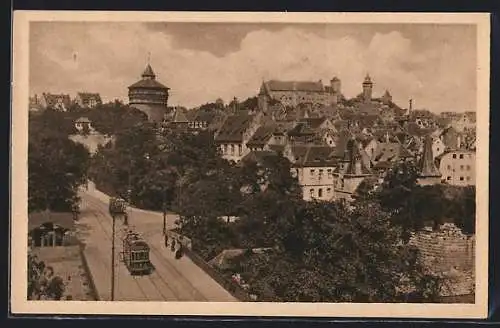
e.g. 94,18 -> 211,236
11,11 -> 489,318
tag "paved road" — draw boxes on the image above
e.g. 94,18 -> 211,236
75,183 -> 237,302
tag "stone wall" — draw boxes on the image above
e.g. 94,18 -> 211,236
409,223 -> 475,297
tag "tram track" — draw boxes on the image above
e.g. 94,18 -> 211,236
84,201 -> 152,301
82,195 -> 203,301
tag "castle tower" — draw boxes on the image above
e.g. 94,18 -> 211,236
362,74 -> 373,103
330,77 -> 341,104
128,62 -> 170,123
417,135 -> 442,186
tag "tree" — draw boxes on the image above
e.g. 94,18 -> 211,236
29,111 -> 90,212
232,199 -> 439,303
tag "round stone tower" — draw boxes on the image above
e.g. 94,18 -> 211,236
128,63 -> 170,123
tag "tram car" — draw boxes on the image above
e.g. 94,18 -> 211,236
122,230 -> 152,275
109,197 -> 127,217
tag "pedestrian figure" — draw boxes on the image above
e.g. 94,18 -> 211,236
164,234 -> 169,248
170,239 -> 176,251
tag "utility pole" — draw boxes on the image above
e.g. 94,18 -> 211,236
162,188 -> 167,236
111,214 -> 116,301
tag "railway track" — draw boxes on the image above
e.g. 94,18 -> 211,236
82,195 -> 208,301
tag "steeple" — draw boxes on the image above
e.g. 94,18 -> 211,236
142,64 -> 156,80
418,135 -> 441,179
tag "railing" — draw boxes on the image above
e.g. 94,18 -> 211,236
182,247 -> 253,302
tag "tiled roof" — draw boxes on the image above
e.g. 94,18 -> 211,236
268,144 -> 286,154
194,110 -> 217,124
372,142 -> 413,164
77,92 -> 101,101
215,114 -> 255,143
42,93 -> 71,108
288,122 -> 317,136
264,80 -> 325,92
247,126 -> 275,147
289,145 -> 338,167
128,79 -> 169,90
335,139 -> 372,176
242,150 -> 278,164
299,117 -> 329,130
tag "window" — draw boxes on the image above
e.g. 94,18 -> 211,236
460,165 -> 464,170
310,189 -> 314,198
447,176 -> 451,181
460,176 -> 464,181
452,154 -> 457,159
327,188 -> 331,194
466,176 -> 471,181
327,169 -> 332,178
319,169 -> 324,179
466,165 -> 471,171
459,154 -> 464,159
436,148 -> 440,152
447,165 -> 451,170
231,145 -> 235,155
310,169 -> 315,176
318,188 -> 323,198
238,145 -> 242,156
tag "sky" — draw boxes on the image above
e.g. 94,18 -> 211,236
29,22 -> 477,113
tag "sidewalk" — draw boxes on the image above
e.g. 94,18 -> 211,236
147,232 -> 237,302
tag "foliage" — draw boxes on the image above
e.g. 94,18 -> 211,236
29,110 -> 90,212
375,161 -> 476,236
230,200 -> 437,302
28,253 -> 66,300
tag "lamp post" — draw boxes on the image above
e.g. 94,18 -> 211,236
111,213 -> 116,301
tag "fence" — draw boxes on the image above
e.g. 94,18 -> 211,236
182,247 -> 253,302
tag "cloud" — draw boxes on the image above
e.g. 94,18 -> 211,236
29,23 -> 476,112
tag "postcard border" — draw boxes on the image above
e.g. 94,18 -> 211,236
10,11 -> 490,318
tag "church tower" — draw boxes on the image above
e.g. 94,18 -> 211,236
417,135 -> 442,186
362,74 -> 373,103
128,61 -> 170,123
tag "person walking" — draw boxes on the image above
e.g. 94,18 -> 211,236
170,239 -> 176,252
164,234 -> 169,248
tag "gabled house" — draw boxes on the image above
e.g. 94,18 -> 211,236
39,93 -> 72,111
75,92 -> 102,108
246,125 -> 276,152
283,144 -> 339,201
371,140 -> 413,173
215,113 -> 261,163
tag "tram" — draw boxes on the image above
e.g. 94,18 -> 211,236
121,230 -> 152,275
109,197 -> 128,224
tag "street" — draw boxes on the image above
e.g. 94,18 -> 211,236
74,182 -> 237,302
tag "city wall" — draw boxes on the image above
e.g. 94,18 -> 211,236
409,223 -> 475,297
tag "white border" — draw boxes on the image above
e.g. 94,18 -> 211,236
11,11 -> 490,318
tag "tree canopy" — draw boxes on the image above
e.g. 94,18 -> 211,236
29,110 -> 90,213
